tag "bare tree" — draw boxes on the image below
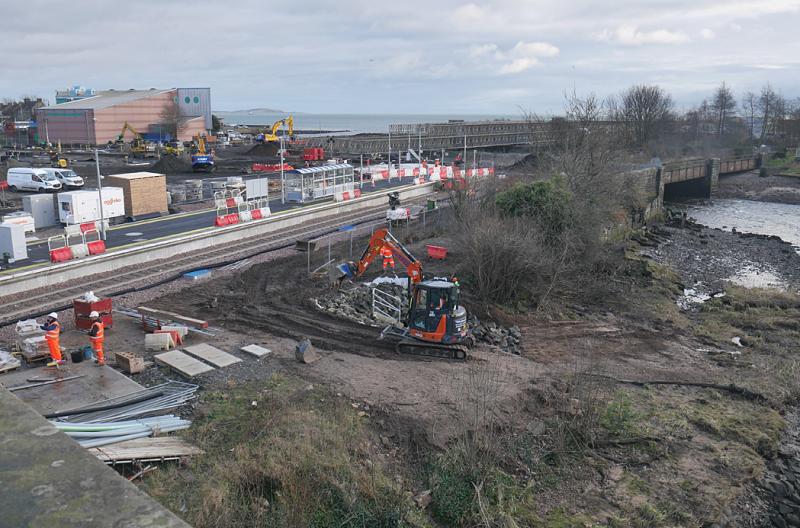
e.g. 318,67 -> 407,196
741,91 -> 758,139
758,84 -> 779,141
615,84 -> 674,146
710,82 -> 737,136
160,100 -> 188,140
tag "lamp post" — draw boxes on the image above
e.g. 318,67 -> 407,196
94,149 -> 106,240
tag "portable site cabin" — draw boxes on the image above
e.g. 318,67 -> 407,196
284,163 -> 355,203
57,188 -> 125,225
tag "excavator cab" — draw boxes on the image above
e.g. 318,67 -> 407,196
407,279 -> 469,346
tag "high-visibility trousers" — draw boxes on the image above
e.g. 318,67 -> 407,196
91,339 -> 105,363
46,338 -> 62,362
383,256 -> 395,270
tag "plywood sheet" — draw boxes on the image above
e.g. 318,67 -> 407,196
154,350 -> 214,377
183,344 -> 241,368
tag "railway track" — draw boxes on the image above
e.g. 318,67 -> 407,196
0,197 -> 435,327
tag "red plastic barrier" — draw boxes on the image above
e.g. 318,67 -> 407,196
225,213 -> 240,225
353,189 -> 362,198
214,216 -> 228,227
79,222 -> 96,233
50,247 -> 74,263
86,240 -> 106,255
252,163 -> 294,172
225,198 -> 237,208
251,209 -> 263,220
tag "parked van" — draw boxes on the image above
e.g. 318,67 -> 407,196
41,168 -> 84,189
6,168 -> 62,192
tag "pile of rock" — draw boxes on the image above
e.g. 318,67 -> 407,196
762,426 -> 800,528
314,283 -> 407,326
471,322 -> 522,355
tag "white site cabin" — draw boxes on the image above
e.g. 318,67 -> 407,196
57,187 -> 125,225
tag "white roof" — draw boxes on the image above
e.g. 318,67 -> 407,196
106,171 -> 165,180
40,89 -> 173,110
291,163 -> 353,175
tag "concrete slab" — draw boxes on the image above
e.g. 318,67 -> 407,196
0,361 -> 144,416
155,350 -> 215,378
183,343 -> 242,368
0,387 -> 189,527
241,344 -> 272,357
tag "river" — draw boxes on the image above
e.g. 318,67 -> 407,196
683,199 -> 800,254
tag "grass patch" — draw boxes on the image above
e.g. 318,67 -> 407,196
142,375 -> 421,528
685,397 -> 784,458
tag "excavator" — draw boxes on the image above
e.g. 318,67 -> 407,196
115,121 -> 148,156
337,227 -> 471,359
257,116 -> 294,143
191,134 -> 216,172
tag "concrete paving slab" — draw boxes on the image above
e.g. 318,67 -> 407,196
241,344 -> 272,357
0,360 -> 144,416
183,343 -> 242,367
155,350 -> 215,377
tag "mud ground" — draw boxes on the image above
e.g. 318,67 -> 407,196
716,171 -> 800,205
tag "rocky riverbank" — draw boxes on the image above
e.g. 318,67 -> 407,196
716,171 -> 800,205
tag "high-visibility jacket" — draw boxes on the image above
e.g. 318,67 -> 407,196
380,247 -> 393,259
89,321 -> 104,343
43,321 -> 61,342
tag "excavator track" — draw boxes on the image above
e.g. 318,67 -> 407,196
395,339 -> 469,360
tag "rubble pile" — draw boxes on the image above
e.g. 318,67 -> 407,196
471,322 -> 522,355
315,283 -> 408,326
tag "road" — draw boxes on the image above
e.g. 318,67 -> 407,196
5,177 -> 416,272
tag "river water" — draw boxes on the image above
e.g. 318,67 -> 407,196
684,199 -> 800,254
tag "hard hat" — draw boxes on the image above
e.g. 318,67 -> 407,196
48,312 -> 58,319
89,311 -> 100,318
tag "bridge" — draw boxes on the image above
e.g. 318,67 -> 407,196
304,120 -> 552,155
660,156 -> 761,200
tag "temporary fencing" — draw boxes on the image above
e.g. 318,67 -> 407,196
54,415 -> 191,448
50,381 -> 198,423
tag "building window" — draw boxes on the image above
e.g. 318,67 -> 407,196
193,96 -> 200,104
184,96 -> 191,103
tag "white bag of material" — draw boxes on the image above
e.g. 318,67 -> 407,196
23,335 -> 47,354
0,350 -> 20,370
82,291 -> 100,302
15,319 -> 40,334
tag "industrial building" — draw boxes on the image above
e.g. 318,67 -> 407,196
35,88 -> 211,145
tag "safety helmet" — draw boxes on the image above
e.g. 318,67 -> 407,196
48,312 -> 58,319
89,311 -> 100,318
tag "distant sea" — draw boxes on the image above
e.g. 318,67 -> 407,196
214,112 -> 518,134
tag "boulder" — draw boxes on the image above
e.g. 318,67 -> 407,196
295,339 -> 319,364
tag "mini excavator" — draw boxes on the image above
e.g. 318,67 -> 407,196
337,227 -> 472,359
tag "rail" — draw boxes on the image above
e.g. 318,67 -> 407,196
372,287 -> 403,324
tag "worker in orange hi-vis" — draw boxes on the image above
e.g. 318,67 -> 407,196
380,246 -> 395,271
40,312 -> 64,365
87,311 -> 105,366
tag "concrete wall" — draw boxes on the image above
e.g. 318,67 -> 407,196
179,116 -> 206,143
0,387 -> 189,527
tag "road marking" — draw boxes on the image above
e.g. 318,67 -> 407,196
125,232 -> 144,237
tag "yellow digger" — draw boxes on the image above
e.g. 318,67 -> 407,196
115,121 -> 148,156
257,116 -> 294,143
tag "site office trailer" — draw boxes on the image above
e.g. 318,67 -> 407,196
57,187 -> 125,225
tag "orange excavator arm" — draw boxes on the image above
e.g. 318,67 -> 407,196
340,227 -> 423,284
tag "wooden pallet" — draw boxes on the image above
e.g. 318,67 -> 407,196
88,437 -> 204,464
0,361 -> 21,374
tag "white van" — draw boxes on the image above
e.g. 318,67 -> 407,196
41,168 -> 84,189
6,168 -> 62,192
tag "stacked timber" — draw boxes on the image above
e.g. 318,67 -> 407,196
105,172 -> 168,219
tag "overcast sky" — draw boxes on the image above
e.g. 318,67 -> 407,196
4,0 -> 799,114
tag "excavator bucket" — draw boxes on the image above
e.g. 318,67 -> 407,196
336,262 -> 355,280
